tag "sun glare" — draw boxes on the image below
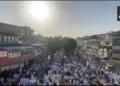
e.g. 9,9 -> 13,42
30,1 -> 49,21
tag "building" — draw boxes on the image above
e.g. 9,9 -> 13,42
112,37 -> 120,60
77,32 -> 112,59
0,22 -> 34,45
86,35 -> 102,57
111,31 -> 120,60
0,22 -> 36,71
76,36 -> 88,56
98,32 -> 112,59
77,30 -> 120,73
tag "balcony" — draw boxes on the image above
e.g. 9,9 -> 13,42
100,45 -> 112,49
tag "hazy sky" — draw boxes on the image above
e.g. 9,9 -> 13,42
0,1 -> 120,38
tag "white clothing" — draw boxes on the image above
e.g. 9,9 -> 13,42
69,79 -> 71,83
20,78 -> 25,85
31,75 -> 36,80
76,80 -> 79,84
85,74 -> 88,78
83,78 -> 88,85
26,71 -> 29,75
0,78 -> 4,83
64,76 -> 68,80
24,78 -> 29,84
73,80 -> 76,84
48,70 -> 52,75
29,79 -> 36,84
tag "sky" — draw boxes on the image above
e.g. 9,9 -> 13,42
0,1 -> 120,38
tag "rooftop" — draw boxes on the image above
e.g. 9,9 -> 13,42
0,22 -> 34,35
0,22 -> 30,29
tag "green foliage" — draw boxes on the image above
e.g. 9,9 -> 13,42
63,37 -> 77,55
31,34 -> 77,55
46,36 -> 77,55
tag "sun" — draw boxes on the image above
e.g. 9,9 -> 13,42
30,1 -> 49,21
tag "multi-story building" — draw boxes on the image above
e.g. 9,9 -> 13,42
98,32 -> 112,59
0,22 -> 34,45
86,35 -> 102,57
112,31 -> 120,60
77,32 -> 112,59
76,30 -> 120,73
76,37 -> 83,47
0,22 -> 36,71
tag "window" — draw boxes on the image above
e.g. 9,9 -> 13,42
4,36 -> 6,42
106,42 -> 108,45
14,37 -> 17,42
12,37 -> 14,42
8,36 -> 11,42
21,29 -> 25,35
19,37 -> 22,41
6,37 -> 9,42
15,37 -> 18,42
113,38 -> 120,46
21,47 -> 33,55
10,37 -> 12,42
0,35 -> 2,43
12,49 -> 15,53
113,50 -> 116,53
113,50 -> 120,54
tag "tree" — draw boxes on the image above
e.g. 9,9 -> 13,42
46,36 -> 77,56
63,37 -> 77,56
46,37 -> 55,53
46,36 -> 64,55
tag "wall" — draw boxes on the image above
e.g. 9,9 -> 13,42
112,37 -> 120,59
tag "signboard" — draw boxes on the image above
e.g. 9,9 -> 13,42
0,51 -> 7,57
117,6 -> 120,21
8,53 -> 21,58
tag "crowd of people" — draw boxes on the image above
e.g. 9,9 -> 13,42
0,62 -> 40,85
36,55 -> 62,85
0,51 -> 120,85
36,52 -> 99,85
84,54 -> 120,85
96,64 -> 120,85
62,55 -> 97,85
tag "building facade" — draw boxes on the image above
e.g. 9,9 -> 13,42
77,32 -> 112,59
0,22 -> 37,71
0,22 -> 34,45
99,33 -> 112,58
112,37 -> 120,60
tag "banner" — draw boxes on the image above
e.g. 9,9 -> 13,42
0,51 -> 7,57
